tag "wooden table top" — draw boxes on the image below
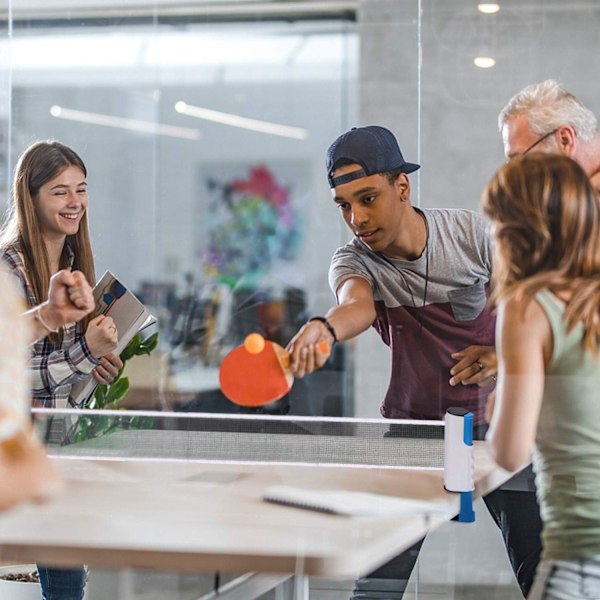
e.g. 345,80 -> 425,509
0,441 -> 508,578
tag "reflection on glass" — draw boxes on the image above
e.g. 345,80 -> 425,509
8,1 -> 596,423
6,6 -> 357,418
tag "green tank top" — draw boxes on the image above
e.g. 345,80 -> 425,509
534,289 -> 600,560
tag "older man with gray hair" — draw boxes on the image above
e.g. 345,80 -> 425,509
499,79 -> 600,190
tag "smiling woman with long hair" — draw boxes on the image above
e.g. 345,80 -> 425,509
482,153 -> 600,600
1,142 -> 95,330
0,141 -> 121,409
0,140 -> 121,600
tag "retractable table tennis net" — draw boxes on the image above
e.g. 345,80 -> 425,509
32,409 -> 445,469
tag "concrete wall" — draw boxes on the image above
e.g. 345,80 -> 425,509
352,0 -> 600,417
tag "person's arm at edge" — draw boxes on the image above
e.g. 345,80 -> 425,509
23,270 -> 95,344
24,303 -> 62,344
486,296 -> 550,472
287,276 -> 376,378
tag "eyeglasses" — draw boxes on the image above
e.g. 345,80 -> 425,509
521,128 -> 559,155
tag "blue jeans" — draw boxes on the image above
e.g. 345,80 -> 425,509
37,566 -> 86,600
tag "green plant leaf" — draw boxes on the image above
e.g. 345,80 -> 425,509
140,332 -> 159,353
129,332 -> 160,357
74,328 -> 159,443
93,384 -> 108,409
106,376 -> 130,404
120,335 -> 142,361
73,417 -> 91,443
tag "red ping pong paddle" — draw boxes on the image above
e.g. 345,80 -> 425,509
219,333 -> 330,407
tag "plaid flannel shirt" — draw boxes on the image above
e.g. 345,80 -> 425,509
1,246 -> 100,409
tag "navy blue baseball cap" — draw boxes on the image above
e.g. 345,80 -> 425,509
326,125 -> 420,188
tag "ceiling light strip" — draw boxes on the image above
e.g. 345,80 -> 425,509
175,101 -> 308,140
50,105 -> 201,140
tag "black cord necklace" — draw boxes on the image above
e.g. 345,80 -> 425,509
378,210 -> 430,331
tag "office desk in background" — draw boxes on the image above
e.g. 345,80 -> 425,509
119,352 -> 221,410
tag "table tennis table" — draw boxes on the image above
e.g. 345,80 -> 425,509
0,409 -> 509,599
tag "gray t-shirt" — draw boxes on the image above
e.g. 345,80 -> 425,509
329,208 -> 495,424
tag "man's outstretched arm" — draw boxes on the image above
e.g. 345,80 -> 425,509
287,276 -> 376,378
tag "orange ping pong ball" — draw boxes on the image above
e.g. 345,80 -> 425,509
244,333 -> 266,354
318,341 -> 331,357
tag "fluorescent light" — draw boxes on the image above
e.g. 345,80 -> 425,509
477,3 -> 500,14
473,56 -> 496,69
50,106 -> 201,140
174,101 -> 308,140
10,34 -> 142,69
144,33 -> 298,67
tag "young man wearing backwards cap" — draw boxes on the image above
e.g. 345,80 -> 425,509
286,125 -> 540,598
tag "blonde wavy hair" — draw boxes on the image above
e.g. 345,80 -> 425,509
481,153 -> 600,354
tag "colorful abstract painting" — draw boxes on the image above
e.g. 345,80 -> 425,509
202,165 -> 303,288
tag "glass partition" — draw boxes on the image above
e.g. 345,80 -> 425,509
0,0 -> 8,192
3,2 -> 359,418
3,0 -> 599,422
4,4 -> 600,599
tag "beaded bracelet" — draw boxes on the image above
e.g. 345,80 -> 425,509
35,304 -> 60,334
308,316 -> 338,345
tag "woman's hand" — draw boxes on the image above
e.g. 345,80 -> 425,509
42,270 -> 95,329
92,353 -> 123,385
85,315 -> 118,358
